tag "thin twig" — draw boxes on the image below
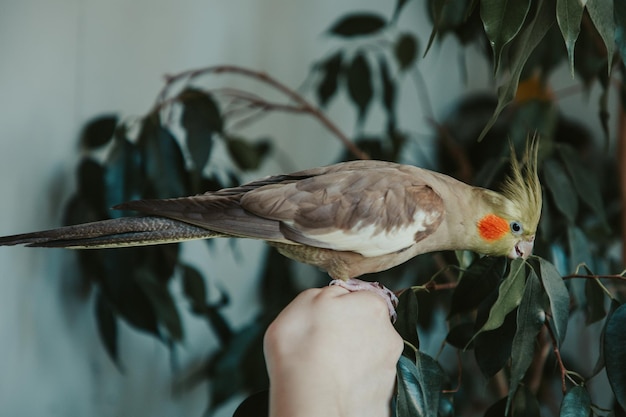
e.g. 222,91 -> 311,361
154,65 -> 369,160
563,273 -> 626,282
545,322 -> 576,394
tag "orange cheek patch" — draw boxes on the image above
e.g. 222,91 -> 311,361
478,214 -> 509,241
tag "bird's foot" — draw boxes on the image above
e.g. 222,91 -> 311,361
329,278 -> 399,322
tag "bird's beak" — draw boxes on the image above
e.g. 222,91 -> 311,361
510,236 -> 535,259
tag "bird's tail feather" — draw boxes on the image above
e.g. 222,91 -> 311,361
0,217 -> 225,249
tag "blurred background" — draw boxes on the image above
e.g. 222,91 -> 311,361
0,1 -> 617,416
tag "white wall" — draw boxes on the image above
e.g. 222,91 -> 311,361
1,1 -> 608,416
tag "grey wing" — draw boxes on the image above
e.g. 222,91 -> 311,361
241,166 -> 445,257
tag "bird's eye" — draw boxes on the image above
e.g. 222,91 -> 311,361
510,221 -> 523,235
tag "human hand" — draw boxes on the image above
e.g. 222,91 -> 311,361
263,285 -> 404,417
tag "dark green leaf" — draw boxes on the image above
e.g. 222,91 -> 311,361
181,264 -> 207,312
180,88 -> 222,172
543,158 -> 579,223
316,52 -> 343,107
327,13 -> 387,37
379,58 -> 397,130
446,322 -> 475,349
233,390 -> 269,417
450,256 -> 506,316
590,299 -> 620,377
76,158 -> 107,218
396,353 -> 446,417
568,226 -> 593,275
474,308 -> 517,377
475,258 -> 526,335
585,278 -> 607,324
537,257 -> 570,346
556,0 -> 585,77
587,0 -> 615,74
511,385 -> 541,417
557,144 -> 607,226
425,0 -> 446,55
507,270 -> 545,413
105,137 -> 144,216
95,291 -> 123,370
425,0 -> 473,55
226,136 -> 271,171
478,0 -> 553,140
480,0 -> 532,72
484,397 -> 507,417
604,303 -> 626,409
560,386 -> 591,417
346,53 -> 374,123
394,290 -> 420,351
598,74 -> 611,142
209,318 -> 270,409
395,33 -> 419,71
616,0 -> 626,67
393,0 -> 410,21
136,269 -> 183,341
81,115 -> 118,149
137,117 -> 188,199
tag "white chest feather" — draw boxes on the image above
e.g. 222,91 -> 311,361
290,209 -> 440,257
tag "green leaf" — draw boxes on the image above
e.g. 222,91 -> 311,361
446,322 -> 475,349
474,309 -> 517,377
105,137 -> 144,216
557,144 -> 607,226
379,58 -> 397,130
80,115 -> 118,149
511,385 -> 541,417
233,390 -> 269,417
396,353 -> 446,417
584,278 -> 607,324
316,52 -> 343,107
587,0 -> 615,74
568,226 -> 593,274
507,270 -> 545,414
450,256 -> 506,316
95,291 -> 123,371
181,264 -> 207,313
480,0 -> 532,72
543,158 -> 579,223
180,88 -> 222,173
395,33 -> 419,71
604,302 -> 626,409
475,258 -> 526,335
478,0 -> 553,140
556,0 -> 585,77
76,158 -> 107,218
393,0 -> 410,22
425,0 -> 447,56
136,269 -> 184,341
137,117 -> 189,199
394,290 -> 420,351
560,386 -> 591,417
590,299 -> 620,377
346,53 -> 374,123
327,13 -> 387,37
537,257 -> 570,346
616,0 -> 626,67
226,136 -> 271,171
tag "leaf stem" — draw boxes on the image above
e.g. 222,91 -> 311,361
154,65 -> 369,160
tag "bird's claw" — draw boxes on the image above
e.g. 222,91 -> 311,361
329,278 -> 399,322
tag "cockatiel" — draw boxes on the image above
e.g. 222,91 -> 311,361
0,142 -> 542,317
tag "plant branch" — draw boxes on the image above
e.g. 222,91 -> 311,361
563,273 -> 626,282
545,321 -> 577,394
155,65 -> 369,160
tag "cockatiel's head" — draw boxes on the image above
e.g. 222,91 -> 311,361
476,140 -> 542,259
